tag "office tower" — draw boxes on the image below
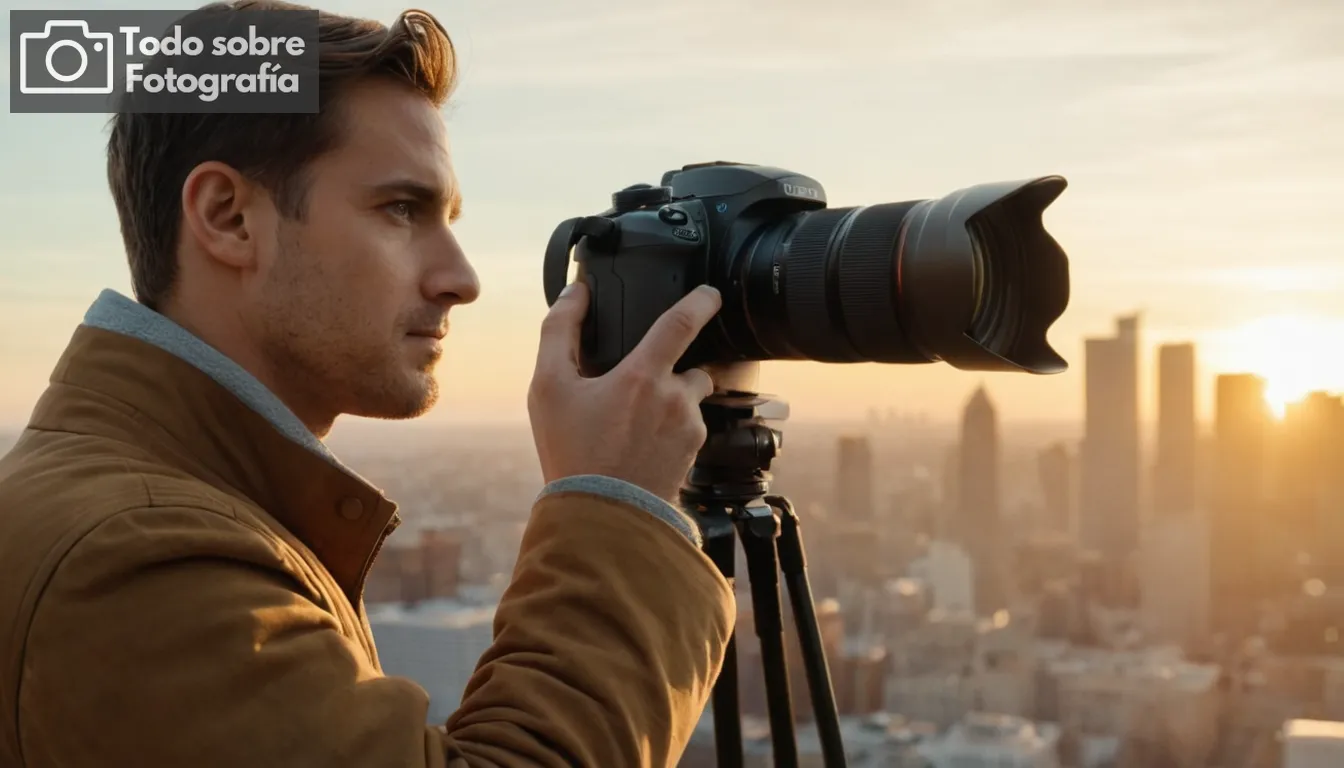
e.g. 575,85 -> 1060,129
1037,443 -> 1073,536
1079,315 -> 1141,570
1140,343 -> 1208,647
1139,512 -> 1210,648
829,435 -> 878,589
1310,395 -> 1344,587
957,385 -> 1005,615
939,445 -> 959,538
1209,373 -> 1270,637
835,435 -> 875,523
1154,343 -> 1197,517
1278,392 -> 1344,587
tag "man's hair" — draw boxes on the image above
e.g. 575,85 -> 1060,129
106,0 -> 456,310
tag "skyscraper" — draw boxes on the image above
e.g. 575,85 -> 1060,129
830,435 -> 878,590
835,435 -> 875,523
1155,343 -> 1197,517
1037,443 -> 1073,536
1079,314 -> 1141,566
1287,394 -> 1344,587
1210,373 -> 1270,637
1141,343 -> 1206,647
957,385 -> 1004,615
1139,513 -> 1210,649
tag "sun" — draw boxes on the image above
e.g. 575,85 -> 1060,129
1208,314 -> 1344,417
1264,380 -> 1314,419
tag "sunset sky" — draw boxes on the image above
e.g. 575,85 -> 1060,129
1,0 -> 1341,430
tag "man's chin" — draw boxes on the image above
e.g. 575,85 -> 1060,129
349,375 -> 439,421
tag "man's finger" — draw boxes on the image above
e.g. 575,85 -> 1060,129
622,285 -> 722,374
535,281 -> 589,376
677,367 -> 715,404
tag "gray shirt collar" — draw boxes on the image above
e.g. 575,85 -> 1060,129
82,288 -> 350,472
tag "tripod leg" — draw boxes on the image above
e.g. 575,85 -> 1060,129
691,508 -> 743,768
737,501 -> 799,768
768,495 -> 847,768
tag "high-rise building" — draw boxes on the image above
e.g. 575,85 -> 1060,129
940,444 -> 959,538
835,435 -> 875,523
1079,315 -> 1141,589
1155,343 -> 1197,518
1139,512 -> 1210,648
1210,373 -> 1270,637
958,385 -> 1005,615
1277,393 -> 1344,588
830,435 -> 879,588
1037,443 -> 1073,537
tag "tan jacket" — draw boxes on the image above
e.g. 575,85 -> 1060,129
0,289 -> 734,767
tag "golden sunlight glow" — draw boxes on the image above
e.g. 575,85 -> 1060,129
1206,315 -> 1344,418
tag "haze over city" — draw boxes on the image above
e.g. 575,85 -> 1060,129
3,0 -> 1343,432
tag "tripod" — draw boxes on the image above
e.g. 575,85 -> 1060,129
678,392 -> 847,768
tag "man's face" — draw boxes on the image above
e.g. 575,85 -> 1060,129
247,78 -> 479,425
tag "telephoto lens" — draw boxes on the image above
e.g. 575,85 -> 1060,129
718,174 -> 1071,374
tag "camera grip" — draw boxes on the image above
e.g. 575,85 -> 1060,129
577,245 -> 692,377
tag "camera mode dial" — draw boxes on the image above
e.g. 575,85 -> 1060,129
612,184 -> 672,213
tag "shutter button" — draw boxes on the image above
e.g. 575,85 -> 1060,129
338,497 -> 365,520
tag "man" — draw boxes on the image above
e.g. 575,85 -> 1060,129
0,2 -> 734,766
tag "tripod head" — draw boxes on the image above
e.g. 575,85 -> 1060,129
678,363 -> 847,768
682,391 -> 789,506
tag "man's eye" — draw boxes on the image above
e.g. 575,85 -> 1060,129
386,201 -> 415,221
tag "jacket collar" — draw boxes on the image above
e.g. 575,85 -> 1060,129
28,289 -> 400,603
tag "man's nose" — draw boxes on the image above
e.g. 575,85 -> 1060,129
426,234 -> 481,306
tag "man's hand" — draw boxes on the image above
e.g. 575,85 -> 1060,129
528,282 -> 722,502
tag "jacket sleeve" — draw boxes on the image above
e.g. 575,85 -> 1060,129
16,492 -> 735,768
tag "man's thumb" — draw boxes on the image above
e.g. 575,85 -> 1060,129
538,280 -> 589,371
557,280 -> 587,304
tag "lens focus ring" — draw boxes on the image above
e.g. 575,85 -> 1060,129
783,208 -> 861,362
838,203 -> 920,362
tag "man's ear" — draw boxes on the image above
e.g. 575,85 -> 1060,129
180,161 -> 259,271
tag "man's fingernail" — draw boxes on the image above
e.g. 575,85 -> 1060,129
559,282 -> 579,298
696,284 -> 721,301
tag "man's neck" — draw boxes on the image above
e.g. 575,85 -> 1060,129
81,289 -> 342,464
157,296 -> 336,438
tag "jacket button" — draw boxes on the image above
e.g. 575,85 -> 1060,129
338,497 -> 365,520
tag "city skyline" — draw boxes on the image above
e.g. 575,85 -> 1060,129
3,0 -> 1342,432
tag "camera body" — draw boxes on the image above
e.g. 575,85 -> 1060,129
544,162 -> 824,376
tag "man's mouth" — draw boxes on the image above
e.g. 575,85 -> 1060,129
407,327 -> 447,340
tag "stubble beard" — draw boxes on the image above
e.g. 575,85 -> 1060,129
257,226 -> 441,426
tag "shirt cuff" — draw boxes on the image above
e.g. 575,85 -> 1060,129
537,475 -> 702,548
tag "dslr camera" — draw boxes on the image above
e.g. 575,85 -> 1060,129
543,161 -> 1070,381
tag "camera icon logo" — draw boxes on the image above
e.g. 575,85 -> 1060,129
19,20 -> 115,95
